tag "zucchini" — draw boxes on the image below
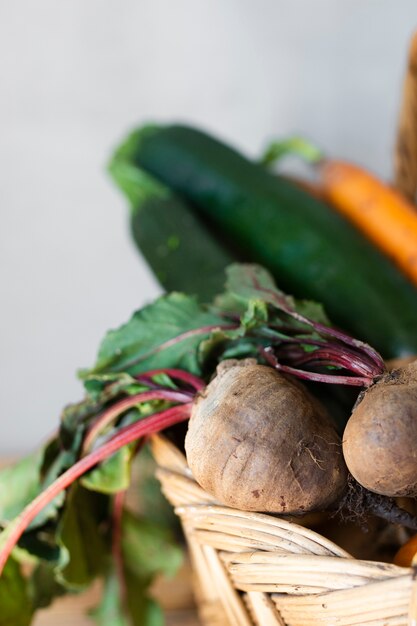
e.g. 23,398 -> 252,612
109,129 -> 235,301
126,123 -> 417,359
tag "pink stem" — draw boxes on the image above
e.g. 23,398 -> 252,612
296,317 -> 385,372
136,369 -> 205,391
275,363 -> 372,386
288,349 -> 375,377
82,389 -> 193,452
0,403 -> 191,576
248,268 -> 385,374
275,336 -> 379,375
260,347 -> 373,387
276,344 -> 374,377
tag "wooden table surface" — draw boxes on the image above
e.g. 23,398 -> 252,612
30,559 -> 201,625
33,596 -> 199,625
31,571 -> 200,625
33,602 -> 199,626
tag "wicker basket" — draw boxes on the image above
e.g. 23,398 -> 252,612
150,434 -> 417,626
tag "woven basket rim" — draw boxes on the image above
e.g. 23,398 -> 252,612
150,433 -> 416,626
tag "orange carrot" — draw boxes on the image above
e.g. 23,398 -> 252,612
394,534 -> 417,567
320,160 -> 417,287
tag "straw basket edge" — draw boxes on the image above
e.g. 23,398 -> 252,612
150,434 -> 416,626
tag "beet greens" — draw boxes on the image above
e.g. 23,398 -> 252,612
0,263 -> 409,625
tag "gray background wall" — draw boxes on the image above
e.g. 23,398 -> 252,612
1,0 -> 415,452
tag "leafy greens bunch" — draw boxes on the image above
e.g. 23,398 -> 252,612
0,264 -> 390,625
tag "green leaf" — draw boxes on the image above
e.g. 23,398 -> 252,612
219,339 -> 262,360
29,562 -> 66,610
294,298 -> 330,325
90,570 -> 164,626
241,300 -> 269,330
0,510 -> 63,572
121,510 -> 183,580
148,373 -> 177,390
197,326 -> 244,372
56,486 -> 109,589
218,264 -> 330,327
108,125 -> 167,209
86,292 -> 226,377
89,500 -> 176,626
0,451 -> 44,524
219,263 -> 294,311
16,526 -> 62,565
125,572 -> 164,626
81,446 -> 135,495
60,373 -> 144,448
0,557 -> 33,626
32,443 -> 74,528
0,518 -> 62,574
131,446 -> 178,529
90,573 -> 130,626
83,373 -> 145,401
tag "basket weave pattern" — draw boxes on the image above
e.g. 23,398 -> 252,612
151,435 -> 417,626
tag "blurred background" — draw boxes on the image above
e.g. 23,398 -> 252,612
0,0 -> 416,452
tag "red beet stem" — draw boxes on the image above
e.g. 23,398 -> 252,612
275,337 -> 379,377
275,363 -> 372,386
0,404 -> 191,576
136,369 -> 205,391
261,347 -> 373,387
288,349 -> 376,378
248,267 -> 385,375
82,389 -> 193,452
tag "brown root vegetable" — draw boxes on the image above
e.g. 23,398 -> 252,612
185,359 -> 347,514
343,360 -> 417,498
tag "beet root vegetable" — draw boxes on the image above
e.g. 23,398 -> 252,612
343,360 -> 417,498
185,360 -> 347,514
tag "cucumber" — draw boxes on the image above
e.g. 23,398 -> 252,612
109,128 -> 235,301
127,123 -> 417,359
